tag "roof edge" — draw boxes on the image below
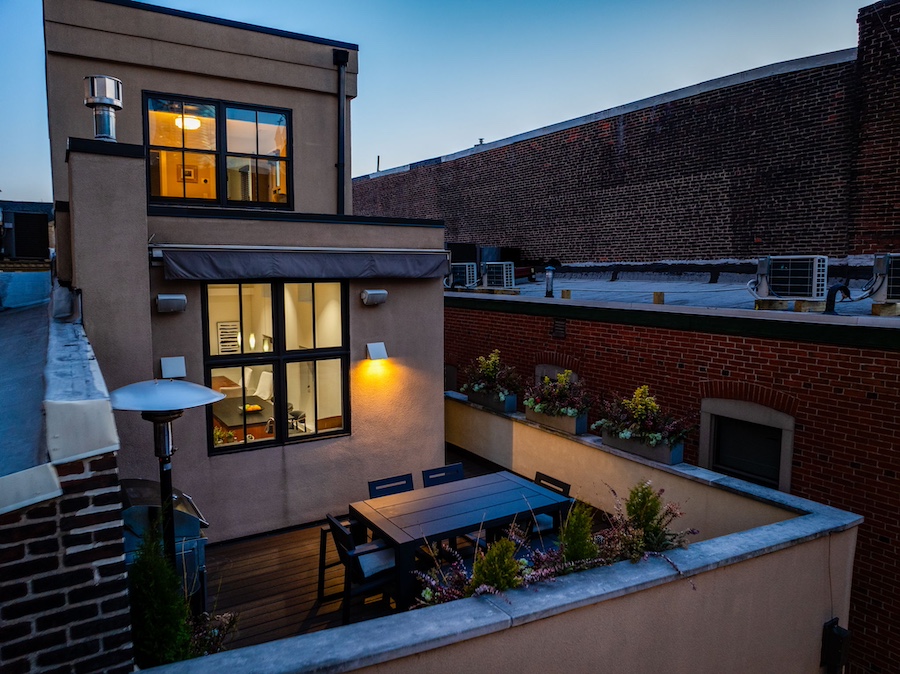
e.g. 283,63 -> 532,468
355,48 -> 857,181
92,0 -> 359,51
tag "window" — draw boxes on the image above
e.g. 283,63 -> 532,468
698,399 -> 794,492
146,94 -> 291,207
205,281 -> 347,452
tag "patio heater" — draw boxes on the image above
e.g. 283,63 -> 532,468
110,379 -> 223,570
545,266 -> 556,298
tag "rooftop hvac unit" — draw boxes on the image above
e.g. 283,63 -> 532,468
870,254 -> 900,303
755,255 -> 828,301
449,262 -> 478,288
485,261 -> 515,289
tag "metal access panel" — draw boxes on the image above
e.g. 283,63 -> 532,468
766,255 -> 828,300
449,262 -> 477,287
485,261 -> 515,288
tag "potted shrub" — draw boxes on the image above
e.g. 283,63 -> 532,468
460,349 -> 521,413
591,385 -> 696,464
523,369 -> 595,435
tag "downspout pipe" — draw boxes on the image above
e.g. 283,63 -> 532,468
333,49 -> 350,215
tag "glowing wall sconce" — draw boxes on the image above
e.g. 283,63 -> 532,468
366,342 -> 388,360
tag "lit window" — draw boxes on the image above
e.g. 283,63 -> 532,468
205,281 -> 347,451
145,95 -> 291,207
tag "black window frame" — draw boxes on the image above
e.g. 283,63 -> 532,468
143,91 -> 294,210
203,279 -> 350,455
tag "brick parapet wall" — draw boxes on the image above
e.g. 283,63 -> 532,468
853,0 -> 900,254
356,59 -> 857,263
446,299 -> 899,672
0,453 -> 133,674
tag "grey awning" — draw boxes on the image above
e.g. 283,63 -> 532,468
161,248 -> 450,281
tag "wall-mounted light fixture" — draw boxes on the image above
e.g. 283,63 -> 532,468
156,293 -> 187,313
360,289 -> 388,306
366,342 -> 388,360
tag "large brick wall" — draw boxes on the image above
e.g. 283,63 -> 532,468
445,297 -> 900,672
853,0 -> 900,254
355,57 -> 857,263
355,0 -> 900,263
0,453 -> 133,674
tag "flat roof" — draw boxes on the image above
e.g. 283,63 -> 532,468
95,0 -> 359,51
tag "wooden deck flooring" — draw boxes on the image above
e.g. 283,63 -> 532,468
205,448 -> 499,649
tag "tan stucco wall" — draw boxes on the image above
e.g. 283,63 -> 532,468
358,528 -> 857,674
65,149 -> 445,542
44,0 -> 356,212
146,215 -> 445,251
135,273 -> 445,542
446,398 -> 794,540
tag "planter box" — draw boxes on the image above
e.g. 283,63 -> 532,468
466,390 -> 517,414
601,431 -> 684,465
525,408 -> 588,435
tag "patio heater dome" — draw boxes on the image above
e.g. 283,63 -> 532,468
111,378 -> 223,412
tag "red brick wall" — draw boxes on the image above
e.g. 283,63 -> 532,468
0,453 -> 133,674
853,1 -> 900,254
356,58 -> 857,263
446,300 -> 900,673
357,0 -> 900,263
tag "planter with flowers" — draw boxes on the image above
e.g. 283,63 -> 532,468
523,369 -> 595,435
460,350 -> 521,414
591,385 -> 695,464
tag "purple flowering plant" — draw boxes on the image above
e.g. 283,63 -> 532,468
523,369 -> 595,418
460,349 -> 522,401
591,385 -> 696,447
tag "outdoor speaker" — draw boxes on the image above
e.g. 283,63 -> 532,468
156,293 -> 187,313
360,289 -> 388,306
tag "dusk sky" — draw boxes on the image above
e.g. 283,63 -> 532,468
0,0 -> 864,202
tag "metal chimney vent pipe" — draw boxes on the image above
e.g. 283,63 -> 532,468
83,75 -> 123,142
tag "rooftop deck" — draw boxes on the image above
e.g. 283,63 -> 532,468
205,448 -> 500,649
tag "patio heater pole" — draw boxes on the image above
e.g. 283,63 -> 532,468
143,410 -> 184,570
111,379 -> 223,572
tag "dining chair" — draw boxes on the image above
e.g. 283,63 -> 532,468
252,370 -> 274,401
422,462 -> 464,487
367,473 -> 414,499
324,514 -> 397,625
533,472 -> 571,535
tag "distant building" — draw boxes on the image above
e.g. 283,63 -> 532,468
354,1 -> 900,264
0,200 -> 52,261
0,1 -> 448,670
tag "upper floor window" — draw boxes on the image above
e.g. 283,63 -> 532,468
145,94 -> 291,207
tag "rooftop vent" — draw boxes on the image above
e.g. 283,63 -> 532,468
83,75 -> 123,142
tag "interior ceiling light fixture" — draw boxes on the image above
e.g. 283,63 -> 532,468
175,115 -> 201,130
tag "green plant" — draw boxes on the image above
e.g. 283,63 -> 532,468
460,349 -> 521,400
470,538 -> 521,592
592,385 -> 696,446
559,501 -> 599,563
213,425 -> 236,445
128,520 -> 193,668
598,481 -> 698,562
523,369 -> 595,417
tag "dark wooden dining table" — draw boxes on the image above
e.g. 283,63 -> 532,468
348,471 -> 573,609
